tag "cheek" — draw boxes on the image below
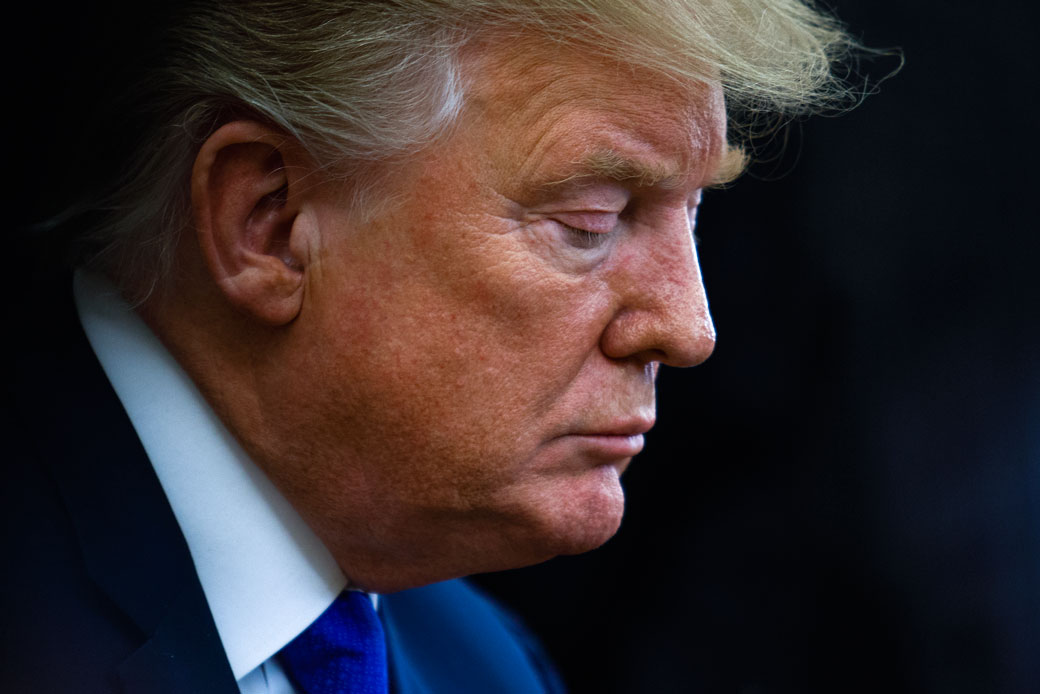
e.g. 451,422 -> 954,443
421,228 -> 613,363
297,199 -> 618,496
327,269 -> 593,482
428,265 -> 613,438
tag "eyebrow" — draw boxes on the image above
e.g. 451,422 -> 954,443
706,145 -> 749,188
543,144 -> 748,192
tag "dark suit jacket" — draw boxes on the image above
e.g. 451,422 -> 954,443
0,274 -> 564,694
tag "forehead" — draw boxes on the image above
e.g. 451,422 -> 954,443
459,36 -> 728,192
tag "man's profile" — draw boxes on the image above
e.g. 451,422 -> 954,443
2,1 -> 857,692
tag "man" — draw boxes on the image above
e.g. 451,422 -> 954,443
2,1 -> 854,692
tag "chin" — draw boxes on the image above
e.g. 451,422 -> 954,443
524,463 -> 627,558
333,466 -> 627,593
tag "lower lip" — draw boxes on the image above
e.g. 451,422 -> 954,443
571,433 -> 645,459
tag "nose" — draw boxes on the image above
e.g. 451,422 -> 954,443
599,218 -> 716,368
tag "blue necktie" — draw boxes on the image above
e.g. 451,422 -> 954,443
279,591 -> 389,694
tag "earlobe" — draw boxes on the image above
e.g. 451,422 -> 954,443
191,120 -> 317,326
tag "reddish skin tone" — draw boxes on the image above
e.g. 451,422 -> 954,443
143,40 -> 727,593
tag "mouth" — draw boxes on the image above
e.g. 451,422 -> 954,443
595,418 -> 656,437
565,416 -> 656,460
571,433 -> 647,459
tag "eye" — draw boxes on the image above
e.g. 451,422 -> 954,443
549,211 -> 618,250
559,222 -> 610,249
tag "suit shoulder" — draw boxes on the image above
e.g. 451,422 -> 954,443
381,578 -> 566,693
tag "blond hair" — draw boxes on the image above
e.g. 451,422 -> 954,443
83,0 -> 860,297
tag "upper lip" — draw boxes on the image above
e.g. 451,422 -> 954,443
576,417 -> 655,437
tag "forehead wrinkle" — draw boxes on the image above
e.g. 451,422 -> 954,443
461,36 -> 729,198
505,92 -> 718,191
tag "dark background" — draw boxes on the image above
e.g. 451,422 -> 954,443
10,1 -> 1040,693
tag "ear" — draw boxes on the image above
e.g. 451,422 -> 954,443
191,120 -> 319,326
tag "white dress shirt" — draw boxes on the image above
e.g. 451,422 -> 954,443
74,271 -> 349,694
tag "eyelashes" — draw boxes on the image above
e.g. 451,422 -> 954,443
550,212 -> 619,251
559,222 -> 611,249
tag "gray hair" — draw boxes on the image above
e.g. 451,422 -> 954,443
82,0 -> 860,299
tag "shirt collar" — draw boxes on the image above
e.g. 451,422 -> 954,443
74,270 -> 347,679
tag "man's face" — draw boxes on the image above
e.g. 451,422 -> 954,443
261,39 -> 727,591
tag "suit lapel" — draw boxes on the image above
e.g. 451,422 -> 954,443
380,581 -> 559,694
18,276 -> 238,694
383,606 -> 433,694
116,585 -> 238,694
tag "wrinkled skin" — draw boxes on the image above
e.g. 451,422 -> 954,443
159,38 -> 728,593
